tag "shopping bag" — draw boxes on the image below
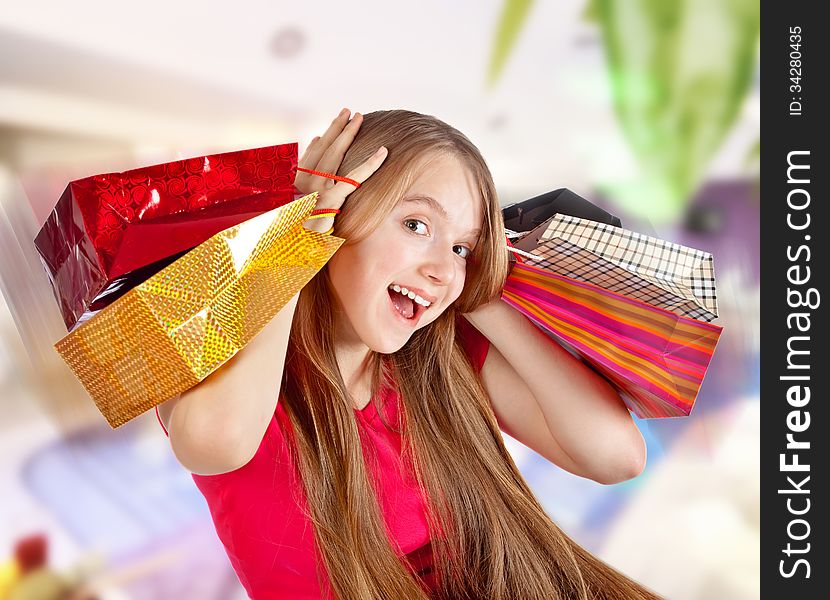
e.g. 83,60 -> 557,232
35,144 -> 301,331
501,261 -> 722,418
534,214 -> 718,322
53,192 -> 343,428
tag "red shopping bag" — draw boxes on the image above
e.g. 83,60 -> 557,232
34,143 -> 301,331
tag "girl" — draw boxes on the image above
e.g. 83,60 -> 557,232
157,109 -> 657,599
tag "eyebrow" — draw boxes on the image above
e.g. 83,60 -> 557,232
401,194 -> 482,237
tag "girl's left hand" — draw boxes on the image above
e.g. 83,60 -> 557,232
296,108 -> 388,232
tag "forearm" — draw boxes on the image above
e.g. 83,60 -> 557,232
464,298 -> 645,480
168,291 -> 300,459
167,183 -> 341,469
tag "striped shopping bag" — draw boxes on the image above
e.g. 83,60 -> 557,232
501,261 -> 722,418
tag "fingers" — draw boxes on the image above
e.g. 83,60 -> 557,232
297,108 -> 358,192
297,135 -> 321,170
299,109 -> 348,169
314,112 -> 363,178
323,146 -> 388,205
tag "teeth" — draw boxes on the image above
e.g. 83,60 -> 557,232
389,284 -> 431,308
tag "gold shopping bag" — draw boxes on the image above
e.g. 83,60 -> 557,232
54,193 -> 343,428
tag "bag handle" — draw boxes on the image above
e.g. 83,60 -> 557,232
296,166 -> 360,188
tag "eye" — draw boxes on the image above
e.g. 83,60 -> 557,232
403,218 -> 428,235
403,219 -> 473,260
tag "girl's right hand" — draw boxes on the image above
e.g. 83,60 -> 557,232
297,109 -> 387,231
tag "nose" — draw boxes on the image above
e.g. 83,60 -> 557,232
419,245 -> 457,288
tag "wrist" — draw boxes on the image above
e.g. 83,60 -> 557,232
302,204 -> 340,234
302,217 -> 334,233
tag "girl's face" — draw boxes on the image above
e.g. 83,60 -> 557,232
327,153 -> 484,354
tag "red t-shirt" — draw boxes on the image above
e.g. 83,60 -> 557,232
158,316 -> 490,599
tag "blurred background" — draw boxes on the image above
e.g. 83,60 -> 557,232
0,1 -> 759,598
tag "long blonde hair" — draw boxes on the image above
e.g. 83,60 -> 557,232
280,110 -> 661,599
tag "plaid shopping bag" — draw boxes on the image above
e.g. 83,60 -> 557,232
528,214 -> 719,322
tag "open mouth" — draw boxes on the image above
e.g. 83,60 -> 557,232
387,284 -> 431,322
